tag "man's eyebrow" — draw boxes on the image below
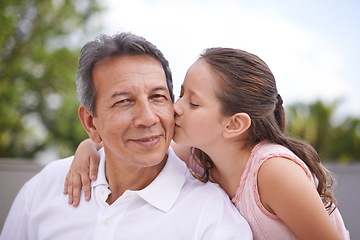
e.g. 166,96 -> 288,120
111,92 -> 130,98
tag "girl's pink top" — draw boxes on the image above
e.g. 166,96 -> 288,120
189,141 -> 350,239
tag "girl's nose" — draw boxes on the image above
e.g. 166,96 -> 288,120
173,98 -> 183,116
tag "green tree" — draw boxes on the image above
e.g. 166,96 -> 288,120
327,117 -> 360,163
286,100 -> 360,163
286,100 -> 336,154
0,0 -> 102,159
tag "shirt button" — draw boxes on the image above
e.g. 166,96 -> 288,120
103,219 -> 110,227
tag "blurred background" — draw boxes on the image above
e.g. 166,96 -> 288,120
1,0 -> 359,238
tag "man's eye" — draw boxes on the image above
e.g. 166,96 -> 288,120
113,99 -> 132,107
151,94 -> 167,100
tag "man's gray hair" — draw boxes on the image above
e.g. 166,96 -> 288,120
76,32 -> 173,115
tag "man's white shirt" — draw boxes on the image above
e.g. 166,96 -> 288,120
1,147 -> 252,240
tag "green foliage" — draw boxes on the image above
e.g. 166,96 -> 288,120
0,0 -> 102,158
327,117 -> 360,163
286,100 -> 360,163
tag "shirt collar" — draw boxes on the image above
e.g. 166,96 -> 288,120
91,147 -> 187,212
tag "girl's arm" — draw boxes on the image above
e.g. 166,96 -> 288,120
63,138 -> 102,207
258,157 -> 342,239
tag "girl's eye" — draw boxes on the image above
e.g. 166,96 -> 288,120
190,102 -> 199,107
177,92 -> 198,107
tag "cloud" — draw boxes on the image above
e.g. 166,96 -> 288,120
101,0 -> 355,115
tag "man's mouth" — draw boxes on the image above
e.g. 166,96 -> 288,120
131,135 -> 162,147
138,136 -> 159,142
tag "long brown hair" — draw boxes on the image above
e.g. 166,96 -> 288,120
192,47 -> 337,213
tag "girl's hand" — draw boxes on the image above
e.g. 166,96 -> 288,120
63,139 -> 102,207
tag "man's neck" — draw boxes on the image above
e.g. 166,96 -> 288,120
104,155 -> 168,205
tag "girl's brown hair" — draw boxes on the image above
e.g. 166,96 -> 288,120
192,47 -> 336,213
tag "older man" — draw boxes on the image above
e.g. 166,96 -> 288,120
1,33 -> 252,239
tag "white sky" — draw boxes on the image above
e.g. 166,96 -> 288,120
96,0 -> 360,118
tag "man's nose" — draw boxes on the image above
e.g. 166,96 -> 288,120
133,101 -> 159,127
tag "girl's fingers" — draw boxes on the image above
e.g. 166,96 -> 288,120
67,173 -> 74,205
81,172 -> 91,201
89,155 -> 100,181
63,172 -> 70,194
71,174 -> 82,207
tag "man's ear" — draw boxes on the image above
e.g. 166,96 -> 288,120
223,113 -> 251,139
78,106 -> 102,143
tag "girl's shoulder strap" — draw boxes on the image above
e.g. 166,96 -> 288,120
251,141 -> 314,183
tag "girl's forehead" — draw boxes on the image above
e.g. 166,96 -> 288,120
189,59 -> 207,72
182,60 -> 220,99
185,60 -> 220,87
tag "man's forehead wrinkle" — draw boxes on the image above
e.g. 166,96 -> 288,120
153,86 -> 168,92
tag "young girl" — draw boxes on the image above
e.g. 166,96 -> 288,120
64,48 -> 349,239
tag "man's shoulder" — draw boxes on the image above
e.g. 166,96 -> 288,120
183,172 -> 229,199
9,156 -> 75,214
40,156 -> 74,177
25,156 -> 74,190
180,171 -> 252,238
